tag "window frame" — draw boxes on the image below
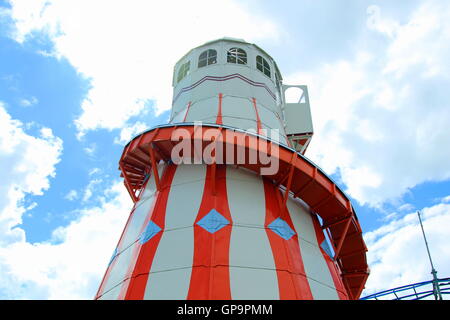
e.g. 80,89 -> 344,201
256,55 -> 271,78
177,60 -> 191,83
198,49 -> 217,68
227,47 -> 247,65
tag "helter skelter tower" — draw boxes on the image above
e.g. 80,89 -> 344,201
95,38 -> 369,300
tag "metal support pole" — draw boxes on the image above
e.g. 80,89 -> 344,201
333,215 -> 352,260
119,162 -> 138,203
417,211 -> 442,300
149,146 -> 161,192
283,157 -> 296,206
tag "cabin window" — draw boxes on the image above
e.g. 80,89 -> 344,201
198,49 -> 217,68
227,47 -> 247,65
256,55 -> 271,78
177,61 -> 190,83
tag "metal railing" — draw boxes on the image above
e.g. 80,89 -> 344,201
361,277 -> 450,300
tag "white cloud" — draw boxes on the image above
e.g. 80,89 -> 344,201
0,110 -> 129,299
83,143 -> 96,156
19,96 -> 38,107
362,200 -> 450,298
64,190 -> 78,201
4,0 -> 282,139
88,168 -> 101,176
379,2 -> 450,78
0,181 -> 132,299
398,203 -> 415,212
0,102 -> 63,246
286,1 -> 450,207
82,178 -> 102,203
366,5 -> 399,38
114,121 -> 148,145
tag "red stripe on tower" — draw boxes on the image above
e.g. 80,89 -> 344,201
263,179 -> 314,299
311,214 -> 349,300
187,165 -> 232,299
121,165 -> 178,299
183,101 -> 192,122
216,93 -> 223,125
252,97 -> 263,135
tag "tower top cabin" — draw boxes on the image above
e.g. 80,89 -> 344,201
170,37 -> 314,154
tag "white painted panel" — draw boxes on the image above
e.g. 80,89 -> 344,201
222,117 -> 257,132
139,163 -> 164,201
185,97 -> 218,122
249,70 -> 277,110
285,102 -> 314,134
227,168 -> 278,299
197,116 -> 218,125
219,76 -> 253,99
250,69 -> 274,87
286,198 -> 338,299
226,167 -> 265,226
307,278 -> 340,300
258,104 -> 284,131
165,183 -> 204,230
170,164 -> 206,187
286,198 -> 319,244
298,239 -> 339,299
229,226 -> 275,269
229,267 -> 279,300
98,281 -> 123,300
171,106 -> 188,123
144,227 -> 194,300
119,195 -> 154,254
192,82 -> 220,105
190,63 -> 223,82
149,228 -> 194,272
165,164 -> 206,230
221,96 -> 255,120
102,242 -> 137,295
144,268 -> 192,300
226,166 -> 260,183
172,89 -> 191,117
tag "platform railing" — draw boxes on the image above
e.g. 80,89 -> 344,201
360,277 -> 450,300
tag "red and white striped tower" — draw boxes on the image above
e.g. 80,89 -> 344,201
95,38 -> 369,300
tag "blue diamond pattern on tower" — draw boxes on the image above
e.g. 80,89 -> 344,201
268,217 -> 296,240
140,221 -> 162,244
196,209 -> 230,234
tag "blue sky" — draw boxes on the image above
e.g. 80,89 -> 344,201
0,0 -> 449,299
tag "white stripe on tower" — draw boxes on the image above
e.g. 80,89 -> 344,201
98,166 -> 160,299
144,164 -> 206,299
226,167 -> 279,299
286,198 -> 339,299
